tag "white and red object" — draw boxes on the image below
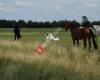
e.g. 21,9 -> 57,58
35,46 -> 45,55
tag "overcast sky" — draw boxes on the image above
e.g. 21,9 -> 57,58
0,0 -> 100,22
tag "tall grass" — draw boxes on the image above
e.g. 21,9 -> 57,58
0,40 -> 100,80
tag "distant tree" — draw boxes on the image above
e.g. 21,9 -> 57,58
52,21 -> 58,28
32,21 -> 38,28
17,20 -> 26,28
57,20 -> 65,28
0,18 -> 100,28
71,20 -> 80,28
27,20 -> 34,28
0,19 -> 7,28
92,21 -> 100,25
11,20 -> 16,28
44,21 -> 51,28
6,20 -> 13,28
38,22 -> 44,28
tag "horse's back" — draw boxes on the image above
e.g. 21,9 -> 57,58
72,27 -> 91,40
81,27 -> 91,38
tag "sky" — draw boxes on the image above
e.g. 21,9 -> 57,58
0,0 -> 100,22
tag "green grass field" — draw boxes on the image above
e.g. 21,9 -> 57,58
0,28 -> 100,80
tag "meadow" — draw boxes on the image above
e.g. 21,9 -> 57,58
0,28 -> 100,80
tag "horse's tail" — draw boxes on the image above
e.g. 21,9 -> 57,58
89,28 -> 98,49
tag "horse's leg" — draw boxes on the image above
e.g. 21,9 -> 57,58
83,38 -> 87,49
17,36 -> 20,40
77,39 -> 79,47
72,39 -> 75,46
88,37 -> 91,51
16,34 -> 19,40
17,37 -> 19,40
14,34 -> 17,40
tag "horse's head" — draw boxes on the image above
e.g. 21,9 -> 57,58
64,21 -> 71,31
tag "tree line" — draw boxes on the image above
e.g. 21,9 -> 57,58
0,18 -> 100,28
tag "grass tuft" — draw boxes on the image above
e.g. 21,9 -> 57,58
0,40 -> 100,80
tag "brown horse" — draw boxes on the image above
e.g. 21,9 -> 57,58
64,21 -> 98,51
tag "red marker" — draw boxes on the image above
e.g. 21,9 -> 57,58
35,46 -> 44,55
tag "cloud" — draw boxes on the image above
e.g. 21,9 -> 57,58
51,0 -> 100,10
0,0 -> 100,21
0,3 -> 5,11
16,0 -> 33,7
0,2 -> 22,16
0,2 -> 11,12
81,0 -> 100,7
50,0 -> 81,10
0,3 -> 7,11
